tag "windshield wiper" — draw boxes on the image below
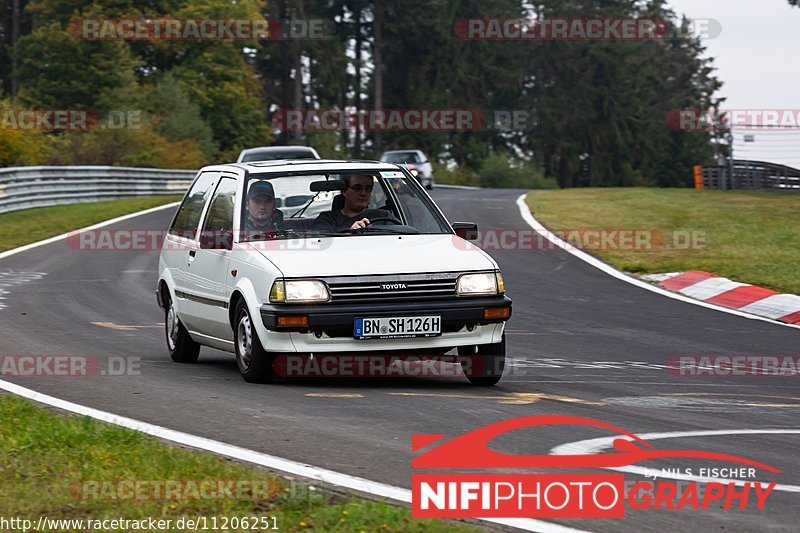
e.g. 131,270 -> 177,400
301,230 -> 354,238
289,192 -> 322,218
358,225 -> 419,235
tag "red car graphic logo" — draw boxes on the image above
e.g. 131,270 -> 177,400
412,415 -> 780,472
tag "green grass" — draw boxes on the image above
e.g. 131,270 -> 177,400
526,188 -> 800,294
0,394 -> 476,532
0,196 -> 182,253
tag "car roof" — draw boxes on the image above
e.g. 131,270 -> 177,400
203,159 -> 405,176
241,146 -> 317,153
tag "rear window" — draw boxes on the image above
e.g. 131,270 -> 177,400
242,149 -> 316,162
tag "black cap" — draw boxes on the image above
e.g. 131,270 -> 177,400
248,180 -> 275,198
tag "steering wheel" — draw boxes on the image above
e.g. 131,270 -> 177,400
365,216 -> 402,226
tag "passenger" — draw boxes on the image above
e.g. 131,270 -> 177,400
244,180 -> 284,235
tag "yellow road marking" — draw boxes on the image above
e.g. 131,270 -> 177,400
92,322 -> 163,331
388,392 -> 605,406
305,393 -> 365,399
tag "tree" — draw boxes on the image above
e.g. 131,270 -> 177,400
15,23 -> 140,109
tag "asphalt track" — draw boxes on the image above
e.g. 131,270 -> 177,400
1,187 -> 798,532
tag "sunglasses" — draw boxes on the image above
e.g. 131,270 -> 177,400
349,185 -> 374,193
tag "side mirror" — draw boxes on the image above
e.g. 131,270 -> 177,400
452,222 -> 478,241
200,229 -> 234,250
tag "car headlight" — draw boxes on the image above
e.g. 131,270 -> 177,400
269,280 -> 330,303
456,273 -> 499,296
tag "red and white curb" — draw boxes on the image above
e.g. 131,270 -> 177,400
641,272 -> 800,325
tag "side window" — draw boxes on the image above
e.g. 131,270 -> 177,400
201,178 -> 237,233
370,177 -> 388,210
170,172 -> 219,239
385,176 -> 447,233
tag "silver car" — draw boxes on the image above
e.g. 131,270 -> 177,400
237,146 -> 321,163
380,150 -> 434,190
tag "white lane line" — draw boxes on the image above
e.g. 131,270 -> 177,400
0,271 -> 47,310
0,202 -> 180,262
0,379 -> 585,533
551,429 -> 800,493
516,194 -> 800,330
679,277 -> 750,300
739,294 -> 800,320
434,184 -> 480,190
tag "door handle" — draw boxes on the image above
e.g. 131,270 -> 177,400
189,250 -> 196,257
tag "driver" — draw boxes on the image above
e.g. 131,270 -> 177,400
311,174 -> 395,231
245,180 -> 284,234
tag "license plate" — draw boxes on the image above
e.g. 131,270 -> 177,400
354,315 -> 442,339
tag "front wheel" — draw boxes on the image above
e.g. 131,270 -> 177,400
458,333 -> 505,386
164,294 -> 200,363
234,300 -> 276,383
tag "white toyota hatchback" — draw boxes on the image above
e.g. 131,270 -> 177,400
156,160 -> 512,385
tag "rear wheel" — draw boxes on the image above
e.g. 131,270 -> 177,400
234,300 -> 275,383
164,293 -> 200,363
458,333 -> 505,386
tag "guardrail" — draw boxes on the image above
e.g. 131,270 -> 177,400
0,166 -> 196,215
697,160 -> 800,191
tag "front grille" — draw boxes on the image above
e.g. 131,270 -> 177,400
321,272 -> 472,304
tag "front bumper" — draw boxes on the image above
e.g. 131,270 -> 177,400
260,296 -> 512,335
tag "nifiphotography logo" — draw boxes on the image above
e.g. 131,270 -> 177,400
411,416 -> 780,519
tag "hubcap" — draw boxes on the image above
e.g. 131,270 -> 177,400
166,304 -> 178,350
237,312 -> 253,370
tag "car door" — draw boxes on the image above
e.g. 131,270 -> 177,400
181,175 -> 239,342
164,170 -> 220,333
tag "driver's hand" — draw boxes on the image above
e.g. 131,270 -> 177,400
350,218 -> 370,230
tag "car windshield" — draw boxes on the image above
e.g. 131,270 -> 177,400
240,170 -> 450,241
382,152 -> 421,164
242,149 -> 315,162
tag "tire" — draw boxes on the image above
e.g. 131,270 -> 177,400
233,299 -> 275,383
426,180 -> 434,191
164,293 -> 200,363
458,333 -> 505,386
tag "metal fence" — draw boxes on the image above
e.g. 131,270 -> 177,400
0,166 -> 196,215
699,160 -> 800,191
